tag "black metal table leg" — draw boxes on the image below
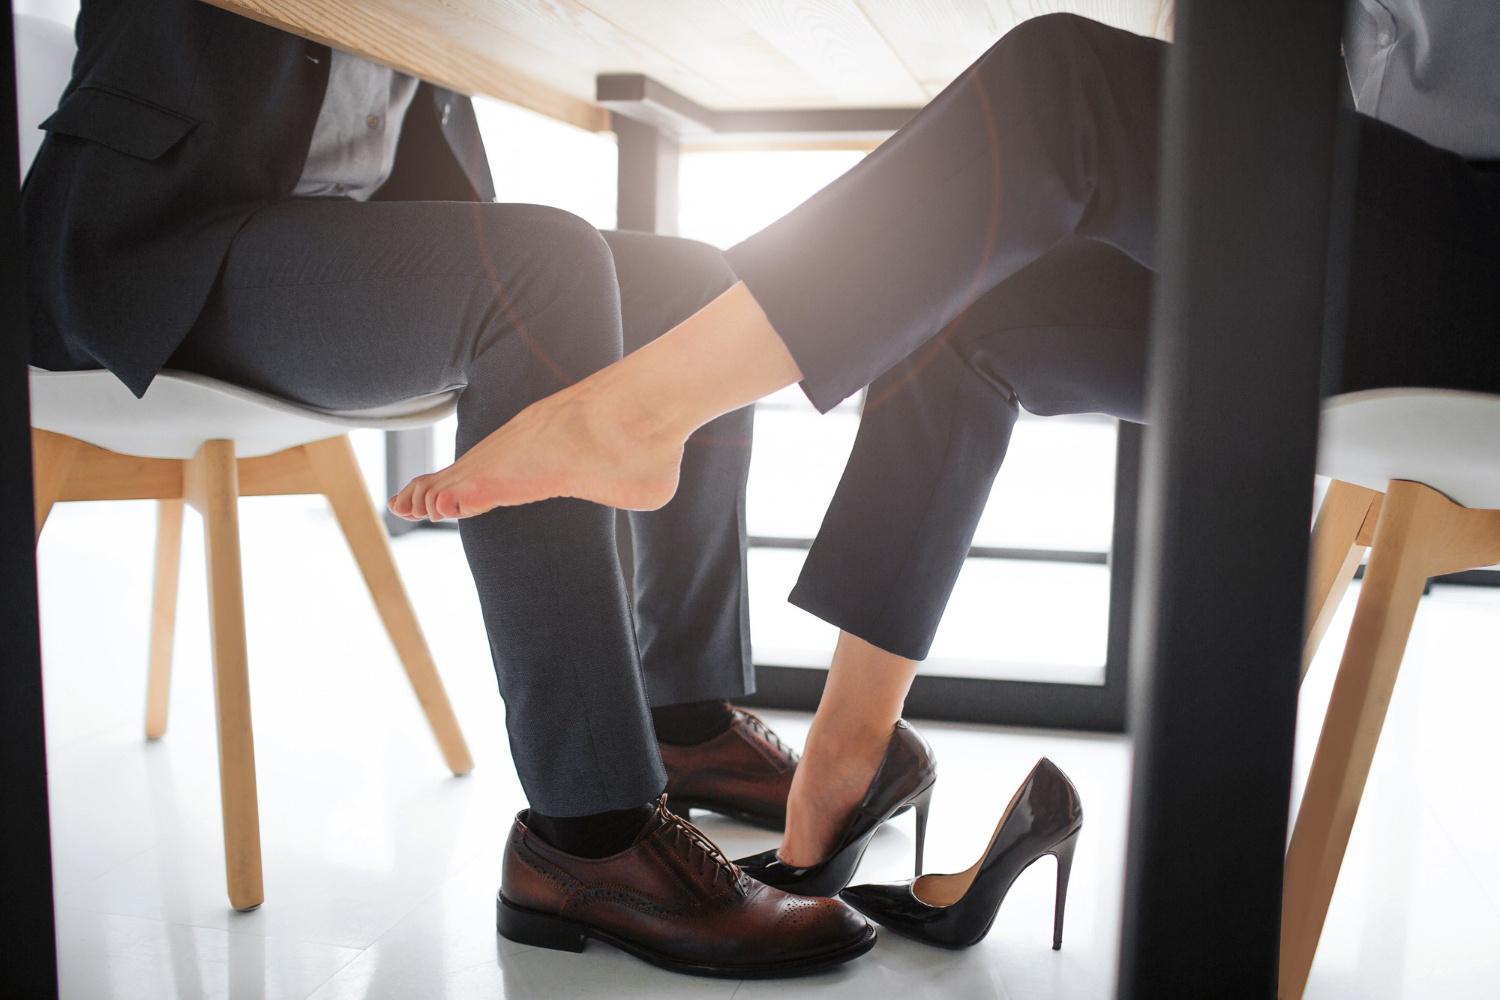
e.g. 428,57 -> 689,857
2,6 -> 61,997
1117,1 -> 1349,996
612,112 -> 679,236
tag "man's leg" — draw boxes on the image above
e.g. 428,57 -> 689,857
172,198 -> 664,816
603,231 -> 753,708
603,231 -> 800,828
173,198 -> 875,974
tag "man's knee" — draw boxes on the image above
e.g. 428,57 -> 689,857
608,232 -> 737,351
508,204 -> 615,283
609,231 -> 736,301
662,236 -> 737,297
472,204 -> 617,305
468,204 -> 622,385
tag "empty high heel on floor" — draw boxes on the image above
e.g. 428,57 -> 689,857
840,757 -> 1082,950
736,720 -> 937,898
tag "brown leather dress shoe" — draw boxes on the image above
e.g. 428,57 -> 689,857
659,708 -> 798,830
498,798 -> 875,978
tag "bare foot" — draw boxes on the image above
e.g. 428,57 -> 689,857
778,726 -> 892,867
387,378 -> 685,521
387,281 -> 803,521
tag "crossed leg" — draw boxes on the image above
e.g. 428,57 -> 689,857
389,13 -> 1167,521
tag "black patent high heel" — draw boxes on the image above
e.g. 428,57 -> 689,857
736,720 -> 937,898
840,757 -> 1082,950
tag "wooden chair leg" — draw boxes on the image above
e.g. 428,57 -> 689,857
32,428 -> 80,540
1302,481 -> 1383,680
1280,481 -> 1500,1000
302,435 -> 474,776
145,498 -> 186,740
185,440 -> 264,911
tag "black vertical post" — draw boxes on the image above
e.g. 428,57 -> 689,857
1,7 -> 61,998
1118,1 -> 1347,997
612,113 -> 679,236
1099,422 -> 1142,725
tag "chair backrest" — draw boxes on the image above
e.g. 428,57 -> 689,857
14,13 -> 76,178
1318,388 -> 1500,509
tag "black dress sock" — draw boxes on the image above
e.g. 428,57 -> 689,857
651,699 -> 736,746
527,803 -> 656,859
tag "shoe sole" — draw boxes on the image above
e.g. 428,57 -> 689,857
496,894 -> 877,978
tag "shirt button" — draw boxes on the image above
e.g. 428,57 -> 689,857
1378,30 -> 1392,45
366,114 -> 381,129
441,103 -> 452,126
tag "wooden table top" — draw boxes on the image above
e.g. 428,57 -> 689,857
205,0 -> 1173,132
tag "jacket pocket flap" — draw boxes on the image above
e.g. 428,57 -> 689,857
41,86 -> 198,160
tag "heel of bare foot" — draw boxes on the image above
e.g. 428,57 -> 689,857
387,381 -> 688,521
779,729 -> 893,867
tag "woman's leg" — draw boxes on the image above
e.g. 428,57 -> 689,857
781,239 -> 1152,863
391,13 -> 1169,520
781,634 -> 919,865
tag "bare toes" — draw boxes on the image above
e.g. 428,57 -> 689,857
431,487 -> 466,521
389,482 -> 418,520
409,475 -> 438,521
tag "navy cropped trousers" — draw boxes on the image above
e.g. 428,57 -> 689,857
726,13 -> 1500,659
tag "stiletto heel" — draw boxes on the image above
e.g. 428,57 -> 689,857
912,782 -> 935,877
841,757 -> 1083,950
1050,829 -> 1079,950
737,721 -> 937,898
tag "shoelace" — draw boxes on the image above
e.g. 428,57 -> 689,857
739,710 -> 800,763
659,798 -> 741,892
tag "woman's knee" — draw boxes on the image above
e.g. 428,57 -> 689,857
972,12 -> 1107,97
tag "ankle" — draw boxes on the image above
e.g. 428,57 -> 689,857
527,802 -> 655,859
575,368 -> 694,456
803,717 -> 894,767
652,699 -> 735,746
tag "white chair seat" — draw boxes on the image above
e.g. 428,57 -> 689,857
30,368 -> 459,459
1318,388 -> 1500,509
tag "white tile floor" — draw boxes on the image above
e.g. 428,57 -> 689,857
35,486 -> 1500,999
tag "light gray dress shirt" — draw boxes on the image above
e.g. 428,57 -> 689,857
1345,0 -> 1500,159
294,51 -> 421,200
